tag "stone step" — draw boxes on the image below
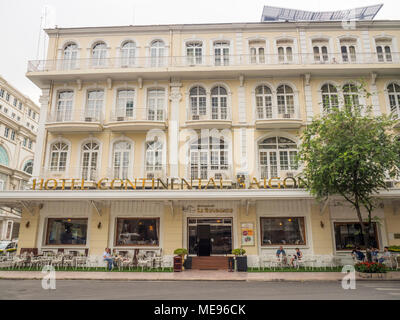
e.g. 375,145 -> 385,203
191,256 -> 230,270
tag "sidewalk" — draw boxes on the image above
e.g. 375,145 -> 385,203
1,270 -> 400,281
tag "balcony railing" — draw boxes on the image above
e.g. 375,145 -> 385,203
187,108 -> 232,121
256,107 -> 300,121
47,110 -> 104,123
27,52 -> 400,72
110,108 -> 166,122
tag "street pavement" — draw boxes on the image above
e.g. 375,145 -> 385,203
0,280 -> 399,300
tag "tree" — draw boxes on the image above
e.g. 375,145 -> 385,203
298,82 -> 400,249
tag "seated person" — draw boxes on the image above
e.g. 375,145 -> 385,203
352,247 -> 365,262
276,246 -> 287,264
371,247 -> 379,263
103,248 -> 115,271
378,247 -> 391,264
290,248 -> 303,267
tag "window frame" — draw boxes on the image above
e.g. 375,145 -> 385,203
45,218 -> 88,246
334,221 -> 379,251
114,217 -> 160,247
260,216 -> 307,247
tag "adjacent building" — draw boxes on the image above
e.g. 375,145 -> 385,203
0,9 -> 399,266
0,75 -> 39,241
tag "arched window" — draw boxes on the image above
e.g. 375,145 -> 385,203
92,42 -> 107,66
190,137 -> 228,179
249,40 -> 266,64
86,90 -> 104,121
146,139 -> 163,173
81,142 -> 99,181
277,85 -> 295,117
186,42 -> 202,65
340,39 -> 357,62
214,41 -> 230,66
343,84 -> 359,109
313,46 -> 328,62
63,43 -> 78,69
211,86 -> 228,120
116,89 -> 135,119
121,41 -> 136,66
387,83 -> 400,116
189,86 -> 206,119
23,160 -> 33,174
258,137 -> 298,179
321,84 -> 339,112
55,91 -> 73,122
0,146 -> 9,166
376,38 -> 392,62
50,142 -> 69,172
277,39 -> 293,63
113,141 -> 131,179
255,85 -> 273,119
147,88 -> 165,121
150,40 -> 165,67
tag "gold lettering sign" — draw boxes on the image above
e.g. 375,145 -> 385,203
31,177 -> 303,191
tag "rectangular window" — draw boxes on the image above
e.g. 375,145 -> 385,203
0,89 -> 4,98
45,218 -> 88,245
334,222 -> 379,250
13,98 -> 17,107
23,137 -> 27,147
260,217 -> 306,246
115,218 -> 160,246
4,127 -> 9,138
10,130 -> 15,140
6,93 -> 10,101
28,140 -> 32,149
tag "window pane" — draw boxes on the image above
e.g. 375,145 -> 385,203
334,222 -> 378,250
46,219 -> 88,245
115,218 -> 159,246
261,217 -> 306,245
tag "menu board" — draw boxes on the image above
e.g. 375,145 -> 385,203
241,223 -> 254,246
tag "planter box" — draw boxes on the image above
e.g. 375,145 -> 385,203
183,257 -> 192,270
236,256 -> 247,272
357,272 -> 387,279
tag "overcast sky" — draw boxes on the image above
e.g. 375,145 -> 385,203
0,0 -> 399,105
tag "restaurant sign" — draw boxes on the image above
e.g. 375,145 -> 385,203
31,177 -> 306,191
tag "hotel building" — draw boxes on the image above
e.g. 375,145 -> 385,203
0,76 -> 39,241
2,8 -> 400,267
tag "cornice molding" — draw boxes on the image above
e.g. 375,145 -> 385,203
45,20 -> 400,37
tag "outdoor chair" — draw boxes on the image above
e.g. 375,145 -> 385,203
137,257 -> 152,271
303,255 -> 317,270
161,256 -> 173,271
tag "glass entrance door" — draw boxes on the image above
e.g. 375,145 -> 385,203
188,218 -> 232,256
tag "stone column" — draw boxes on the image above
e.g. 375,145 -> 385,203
32,87 -> 51,178
169,82 -> 182,178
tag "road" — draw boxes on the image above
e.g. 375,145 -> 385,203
0,280 -> 399,300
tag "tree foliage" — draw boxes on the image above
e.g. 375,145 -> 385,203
298,82 -> 400,247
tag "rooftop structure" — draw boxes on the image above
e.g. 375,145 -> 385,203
261,4 -> 383,22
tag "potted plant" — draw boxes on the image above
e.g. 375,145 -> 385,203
173,248 -> 188,271
232,248 -> 247,272
355,262 -> 388,279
